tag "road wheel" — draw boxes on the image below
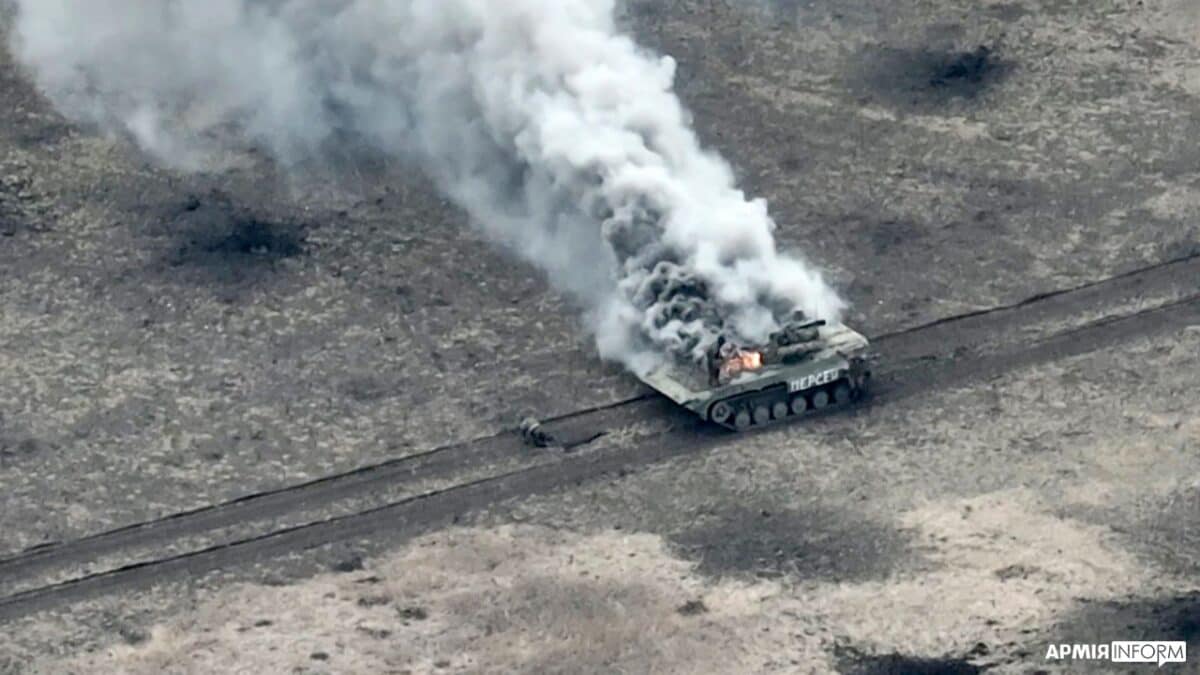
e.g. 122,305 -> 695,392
833,383 -> 852,405
772,401 -> 789,419
812,390 -> 830,409
734,410 -> 752,430
753,405 -> 771,425
790,395 -> 808,415
710,401 -> 733,423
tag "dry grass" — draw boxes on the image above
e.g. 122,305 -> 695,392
26,480 -> 1174,675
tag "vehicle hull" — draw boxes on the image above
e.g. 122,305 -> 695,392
638,323 -> 871,431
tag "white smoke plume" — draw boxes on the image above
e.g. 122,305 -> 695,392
10,0 -> 844,373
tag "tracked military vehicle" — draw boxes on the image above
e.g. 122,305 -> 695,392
639,316 -> 871,431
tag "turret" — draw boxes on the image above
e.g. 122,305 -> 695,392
762,317 -> 826,364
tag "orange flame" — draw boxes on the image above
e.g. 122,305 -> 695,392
720,350 -> 763,379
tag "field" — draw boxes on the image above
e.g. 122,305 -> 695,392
1,1 -> 1198,673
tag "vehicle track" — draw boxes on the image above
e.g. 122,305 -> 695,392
1,254 -> 1197,620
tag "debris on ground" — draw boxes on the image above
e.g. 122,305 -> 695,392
519,417 -> 557,449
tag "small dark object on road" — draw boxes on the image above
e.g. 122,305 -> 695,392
520,417 -> 557,448
331,555 -> 365,573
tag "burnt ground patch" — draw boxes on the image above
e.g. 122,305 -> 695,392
187,217 -> 304,260
834,646 -> 985,675
867,219 -> 925,256
0,413 -> 46,471
849,45 -> 1011,109
0,432 -> 47,470
930,47 -> 998,90
157,190 -> 308,287
669,505 -> 915,582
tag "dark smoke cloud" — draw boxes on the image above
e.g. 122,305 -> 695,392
11,0 -> 844,372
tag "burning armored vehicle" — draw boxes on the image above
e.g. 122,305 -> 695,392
638,314 -> 871,430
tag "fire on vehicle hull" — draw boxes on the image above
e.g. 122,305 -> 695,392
638,322 -> 871,431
